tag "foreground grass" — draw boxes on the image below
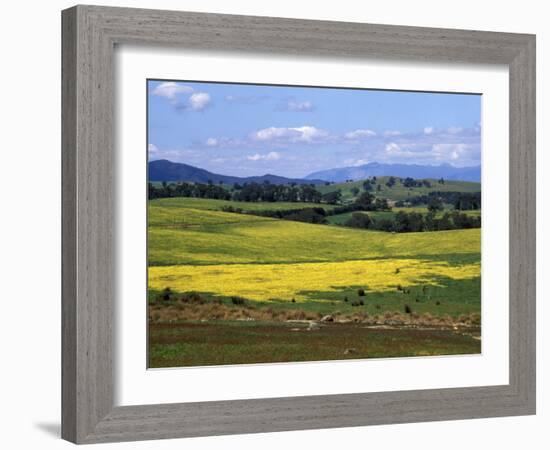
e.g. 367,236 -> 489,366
149,321 -> 481,367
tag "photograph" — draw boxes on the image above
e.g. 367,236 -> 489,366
147,80 -> 482,368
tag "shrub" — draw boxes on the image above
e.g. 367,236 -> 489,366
404,304 -> 412,314
179,291 -> 205,304
344,212 -> 372,229
375,304 -> 381,310
357,288 -> 365,296
395,268 -> 400,274
291,298 -> 296,303
231,296 -> 247,306
351,300 -> 364,307
160,287 -> 172,301
435,300 -> 441,306
396,284 -> 403,291
344,296 -> 348,302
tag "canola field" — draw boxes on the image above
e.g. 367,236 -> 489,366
150,259 -> 479,303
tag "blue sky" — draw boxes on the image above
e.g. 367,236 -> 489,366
148,80 -> 481,178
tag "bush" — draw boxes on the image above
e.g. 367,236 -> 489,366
159,287 -> 172,301
404,304 -> 412,314
351,299 -> 364,307
231,296 -> 247,306
344,296 -> 348,302
344,212 -> 372,229
179,291 -> 205,304
357,288 -> 365,296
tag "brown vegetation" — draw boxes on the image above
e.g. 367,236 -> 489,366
148,300 -> 481,329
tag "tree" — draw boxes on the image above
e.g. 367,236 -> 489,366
424,211 -> 437,231
436,212 -> 453,230
427,197 -> 444,213
322,190 -> 342,204
386,176 -> 396,188
373,198 -> 390,211
285,208 -> 327,224
354,191 -> 375,209
344,212 -> 372,229
350,186 -> 360,196
363,180 -> 373,191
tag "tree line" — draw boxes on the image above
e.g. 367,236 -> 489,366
397,191 -> 481,210
344,210 -> 481,232
149,181 -> 343,204
148,181 -> 231,200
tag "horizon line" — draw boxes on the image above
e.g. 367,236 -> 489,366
149,158 -> 481,181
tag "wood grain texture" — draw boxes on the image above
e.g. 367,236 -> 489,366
61,5 -> 536,444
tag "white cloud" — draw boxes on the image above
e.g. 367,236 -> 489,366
344,158 -> 370,167
225,95 -> 268,104
432,143 -> 469,160
382,142 -> 422,159
188,92 -> 211,111
423,126 -> 434,135
345,129 -> 377,139
447,126 -> 463,134
206,138 -> 218,147
152,82 -> 212,112
252,126 -> 329,143
285,100 -> 314,112
247,151 -> 281,161
151,82 -> 193,101
383,130 -> 402,136
385,142 -> 401,154
148,143 -> 159,155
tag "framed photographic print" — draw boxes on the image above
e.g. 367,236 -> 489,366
62,5 -> 536,444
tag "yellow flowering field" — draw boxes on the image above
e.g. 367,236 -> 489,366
149,258 -> 480,302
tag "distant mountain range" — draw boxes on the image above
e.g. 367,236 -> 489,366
149,159 -> 481,185
149,159 -> 325,185
305,162 -> 481,183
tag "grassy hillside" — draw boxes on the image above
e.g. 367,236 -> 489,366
148,198 -> 480,312
148,197 -> 481,366
317,176 -> 481,202
148,200 -> 480,266
150,197 -> 338,213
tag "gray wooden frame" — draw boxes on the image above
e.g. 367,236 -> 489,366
62,4 -> 536,444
